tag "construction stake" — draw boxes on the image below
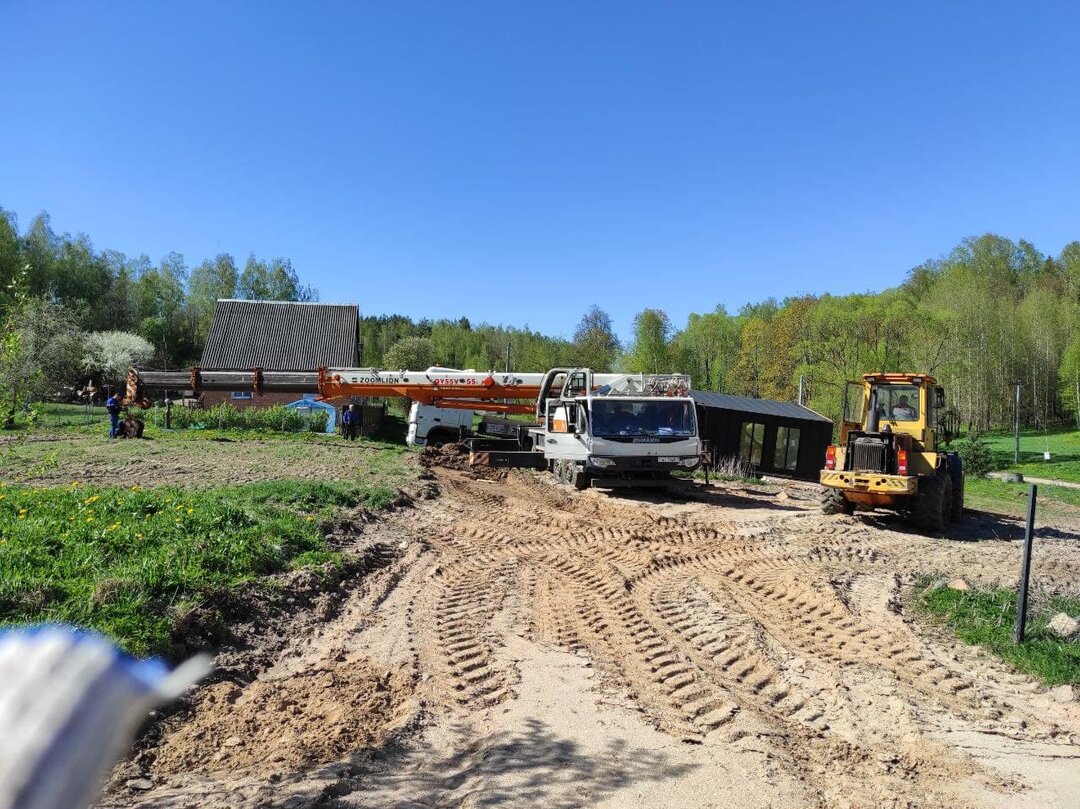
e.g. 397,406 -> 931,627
1013,484 -> 1037,644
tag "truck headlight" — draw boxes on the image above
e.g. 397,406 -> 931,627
681,457 -> 699,468
589,457 -> 615,468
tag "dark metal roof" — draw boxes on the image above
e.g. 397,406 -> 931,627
200,299 -> 359,370
691,390 -> 832,423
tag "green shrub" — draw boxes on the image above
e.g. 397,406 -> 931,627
162,402 -> 328,433
954,432 -> 993,476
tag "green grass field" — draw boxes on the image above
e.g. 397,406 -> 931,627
0,427 -> 417,657
916,579 -> 1080,685
980,428 -> 1080,484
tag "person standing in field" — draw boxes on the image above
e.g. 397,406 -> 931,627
105,391 -> 123,438
342,403 -> 357,440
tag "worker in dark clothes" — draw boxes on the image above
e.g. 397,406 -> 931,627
342,404 -> 357,440
105,392 -> 123,438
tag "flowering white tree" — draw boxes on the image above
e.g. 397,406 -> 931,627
83,331 -> 154,383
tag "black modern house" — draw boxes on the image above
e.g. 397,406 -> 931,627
691,391 -> 833,481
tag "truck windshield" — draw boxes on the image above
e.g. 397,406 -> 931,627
590,400 -> 695,437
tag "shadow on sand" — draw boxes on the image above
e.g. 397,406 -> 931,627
277,717 -> 699,808
855,508 -> 1080,542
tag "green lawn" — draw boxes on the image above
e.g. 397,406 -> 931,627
965,476 -> 1080,515
916,579 -> 1080,685
0,428 -> 417,658
980,428 -> 1080,484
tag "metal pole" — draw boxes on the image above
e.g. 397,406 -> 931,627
1013,484 -> 1037,643
1014,381 -> 1021,465
505,341 -> 511,374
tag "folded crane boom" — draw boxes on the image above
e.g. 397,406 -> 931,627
127,367 -> 553,414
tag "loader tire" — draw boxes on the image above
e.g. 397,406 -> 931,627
950,477 -> 964,522
911,470 -> 949,533
821,487 -> 855,516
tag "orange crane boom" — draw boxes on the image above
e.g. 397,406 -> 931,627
127,367 -> 550,414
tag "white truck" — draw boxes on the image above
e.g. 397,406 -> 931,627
527,368 -> 701,488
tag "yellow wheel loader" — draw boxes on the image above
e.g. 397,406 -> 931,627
819,373 -> 963,532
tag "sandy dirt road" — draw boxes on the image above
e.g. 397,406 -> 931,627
104,468 -> 1080,808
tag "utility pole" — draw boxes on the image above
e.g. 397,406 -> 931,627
1014,380 -> 1022,465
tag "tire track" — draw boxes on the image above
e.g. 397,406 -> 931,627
406,468 -> 1071,804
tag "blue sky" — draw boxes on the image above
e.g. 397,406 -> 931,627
2,1 -> 1079,343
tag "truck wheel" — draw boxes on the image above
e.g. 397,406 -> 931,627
911,470 -> 948,533
427,430 -> 453,448
569,464 -> 590,490
950,477 -> 964,522
821,488 -> 855,516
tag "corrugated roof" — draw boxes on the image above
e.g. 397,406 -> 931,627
201,299 -> 359,370
691,390 -> 832,423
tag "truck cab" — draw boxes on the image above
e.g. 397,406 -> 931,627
407,401 -> 474,447
532,369 -> 702,488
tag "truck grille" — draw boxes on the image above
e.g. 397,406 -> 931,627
851,438 -> 887,473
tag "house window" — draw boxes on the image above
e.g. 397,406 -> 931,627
231,391 -> 253,400
740,422 -> 765,465
774,426 -> 801,471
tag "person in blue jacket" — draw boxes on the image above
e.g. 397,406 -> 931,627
341,403 -> 357,440
105,392 -> 123,438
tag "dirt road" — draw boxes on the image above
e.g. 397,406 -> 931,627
104,469 -> 1080,808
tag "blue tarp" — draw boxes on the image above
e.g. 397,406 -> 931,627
284,398 -> 336,433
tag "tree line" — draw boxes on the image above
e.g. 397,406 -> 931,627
360,235 -> 1080,433
2,206 -> 1078,432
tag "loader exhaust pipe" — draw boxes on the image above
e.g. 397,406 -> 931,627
866,387 -> 880,434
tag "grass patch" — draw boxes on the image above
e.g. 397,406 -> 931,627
915,578 -> 1080,685
964,476 -> 1080,517
979,428 -> 1080,483
0,479 -> 396,657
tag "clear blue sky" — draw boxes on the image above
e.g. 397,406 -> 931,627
2,1 -> 1079,343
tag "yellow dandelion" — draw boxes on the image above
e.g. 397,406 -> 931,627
17,507 -> 26,515
0,494 -> 6,501
136,533 -> 144,539
306,516 -> 315,522
86,516 -> 94,523
187,508 -> 193,515
83,495 -> 100,505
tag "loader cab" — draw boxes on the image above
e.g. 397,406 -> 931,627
840,374 -> 943,453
